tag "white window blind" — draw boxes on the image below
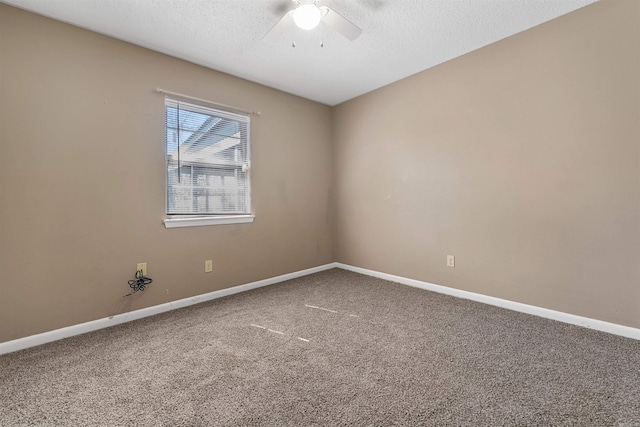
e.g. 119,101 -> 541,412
165,98 -> 251,215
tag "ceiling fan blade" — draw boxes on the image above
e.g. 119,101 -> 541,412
262,11 -> 295,41
269,0 -> 297,16
320,6 -> 362,40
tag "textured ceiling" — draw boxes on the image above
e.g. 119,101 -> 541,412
2,0 -> 597,106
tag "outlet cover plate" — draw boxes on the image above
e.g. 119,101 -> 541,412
447,255 -> 455,268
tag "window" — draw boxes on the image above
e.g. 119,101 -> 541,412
164,98 -> 253,228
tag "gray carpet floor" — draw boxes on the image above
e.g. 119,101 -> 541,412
1,268 -> 639,426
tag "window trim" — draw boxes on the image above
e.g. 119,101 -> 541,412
163,95 -> 253,226
163,214 -> 255,229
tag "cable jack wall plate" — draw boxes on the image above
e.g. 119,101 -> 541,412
137,262 -> 147,276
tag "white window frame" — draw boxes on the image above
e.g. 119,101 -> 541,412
162,97 -> 254,228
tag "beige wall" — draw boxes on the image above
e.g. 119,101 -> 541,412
2,0 -> 639,344
334,0 -> 640,329
0,4 -> 334,342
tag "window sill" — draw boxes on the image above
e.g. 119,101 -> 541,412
163,215 -> 255,229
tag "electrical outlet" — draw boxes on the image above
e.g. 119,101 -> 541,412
136,262 -> 147,276
204,260 -> 213,273
447,255 -> 455,268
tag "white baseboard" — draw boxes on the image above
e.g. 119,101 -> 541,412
335,263 -> 640,341
0,263 -> 338,355
3,261 -> 637,355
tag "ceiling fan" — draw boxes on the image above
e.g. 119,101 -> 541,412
263,0 -> 363,42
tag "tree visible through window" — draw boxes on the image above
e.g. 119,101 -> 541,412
165,98 -> 251,215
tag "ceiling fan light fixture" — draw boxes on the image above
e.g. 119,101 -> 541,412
293,4 -> 322,30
